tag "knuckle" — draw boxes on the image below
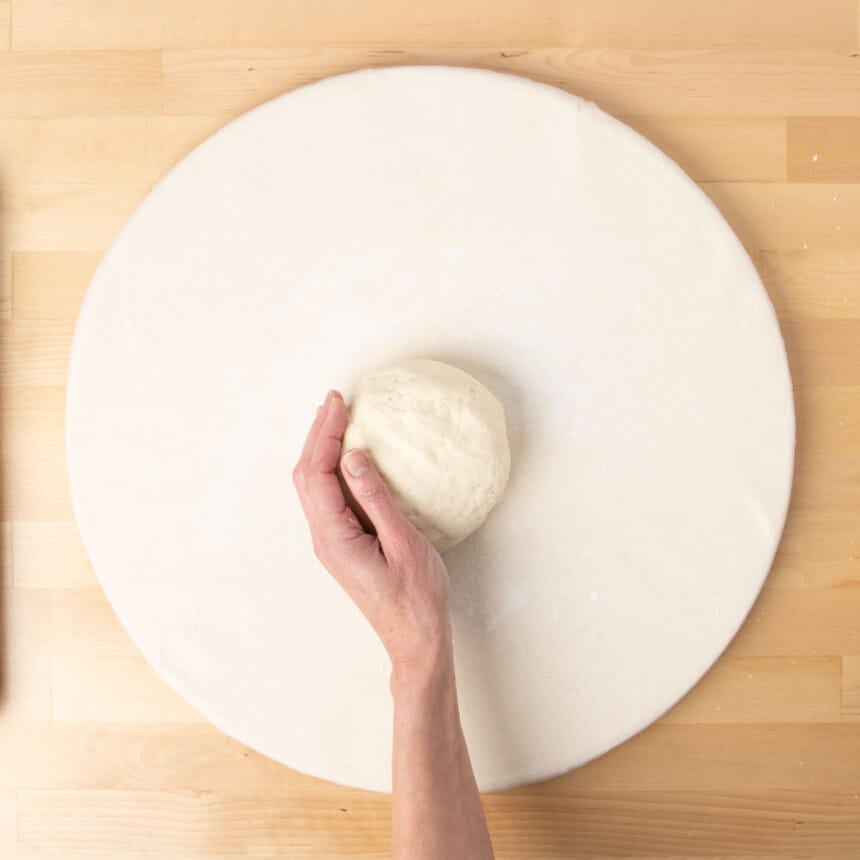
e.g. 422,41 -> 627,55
357,481 -> 387,507
384,526 -> 416,560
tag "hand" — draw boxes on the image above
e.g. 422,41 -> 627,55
293,390 -> 453,670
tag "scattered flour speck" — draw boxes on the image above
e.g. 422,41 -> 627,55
486,583 -> 529,631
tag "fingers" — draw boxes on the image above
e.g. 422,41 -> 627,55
340,448 -> 417,553
297,389 -> 335,469
294,391 -> 379,567
310,392 -> 349,474
294,392 -> 350,521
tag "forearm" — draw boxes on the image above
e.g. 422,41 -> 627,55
390,649 -> 494,860
294,395 -> 490,855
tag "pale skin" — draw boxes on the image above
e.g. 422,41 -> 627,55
293,389 -> 495,860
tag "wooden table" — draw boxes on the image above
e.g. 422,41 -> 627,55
2,2 -> 859,857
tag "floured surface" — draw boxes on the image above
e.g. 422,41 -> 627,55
66,66 -> 794,792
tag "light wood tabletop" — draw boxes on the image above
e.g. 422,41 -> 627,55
2,2 -> 859,858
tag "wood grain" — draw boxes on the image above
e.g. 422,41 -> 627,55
12,1 -> 858,51
1,183 -> 149,251
162,47 -> 860,118
1,1 -> 859,857
727,588 -> 860,655
17,788 -> 392,859
0,50 -> 161,117
659,656 -> 847,724
0,720 -> 858,795
621,116 -> 787,183
773,506 -> 860,589
0,116 -> 222,185
19,786 -> 860,859
1,656 -> 51,721
0,792 -> 16,859
0,255 -> 11,319
787,117 -> 860,183
52,656 -> 203,723
45,589 -> 139,657
843,656 -> 860,717
700,183 -> 860,252
0,1 -> 9,52
1,385 -> 72,522
753,250 -> 860,319
12,521 -> 95,589
780,319 -> 860,386
12,252 -> 100,320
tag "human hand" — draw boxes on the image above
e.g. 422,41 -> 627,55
293,390 -> 452,670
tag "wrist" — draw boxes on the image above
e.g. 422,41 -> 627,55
389,637 -> 455,702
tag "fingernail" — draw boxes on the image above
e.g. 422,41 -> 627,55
343,448 -> 369,478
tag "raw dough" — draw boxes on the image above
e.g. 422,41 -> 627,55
65,66 -> 794,793
343,358 -> 511,551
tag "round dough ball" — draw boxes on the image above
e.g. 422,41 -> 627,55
343,358 -> 511,551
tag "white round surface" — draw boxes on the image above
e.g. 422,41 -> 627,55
67,66 -> 794,792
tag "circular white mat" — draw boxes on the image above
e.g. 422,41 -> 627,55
67,66 -> 794,792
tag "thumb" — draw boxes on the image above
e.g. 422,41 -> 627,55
340,448 -> 415,546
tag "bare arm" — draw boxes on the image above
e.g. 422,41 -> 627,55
293,390 -> 494,860
391,651 -> 493,859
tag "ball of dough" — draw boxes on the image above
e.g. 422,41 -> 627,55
343,358 -> 511,551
